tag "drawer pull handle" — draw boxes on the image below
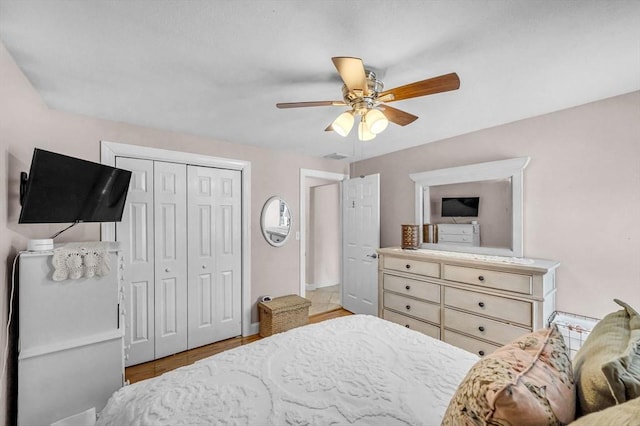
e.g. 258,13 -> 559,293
478,326 -> 485,332
405,324 -> 410,328
405,305 -> 411,310
478,275 -> 485,282
405,285 -> 411,290
478,302 -> 485,308
405,264 -> 411,269
479,350 -> 485,356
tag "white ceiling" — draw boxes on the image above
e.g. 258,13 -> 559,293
1,1 -> 639,161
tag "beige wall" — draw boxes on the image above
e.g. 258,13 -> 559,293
352,90 -> 640,321
0,42 -> 348,423
309,183 -> 341,287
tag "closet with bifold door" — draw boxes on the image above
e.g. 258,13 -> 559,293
116,157 -> 242,366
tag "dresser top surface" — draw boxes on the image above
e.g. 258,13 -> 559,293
378,247 -> 560,273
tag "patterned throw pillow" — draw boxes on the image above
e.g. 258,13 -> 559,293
441,325 -> 575,425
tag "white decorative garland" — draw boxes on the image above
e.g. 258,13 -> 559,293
52,242 -> 110,281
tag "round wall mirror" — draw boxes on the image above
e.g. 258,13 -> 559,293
261,196 -> 292,247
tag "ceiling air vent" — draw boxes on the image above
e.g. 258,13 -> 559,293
323,152 -> 350,160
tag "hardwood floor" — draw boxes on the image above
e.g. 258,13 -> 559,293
125,308 -> 353,384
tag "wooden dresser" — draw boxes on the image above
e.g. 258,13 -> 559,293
377,247 -> 559,357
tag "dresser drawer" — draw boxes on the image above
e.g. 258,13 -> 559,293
437,224 -> 476,235
443,264 -> 532,294
443,330 -> 501,357
444,287 -> 532,327
438,234 -> 474,243
383,292 -> 440,324
384,256 -> 440,278
383,309 -> 440,339
444,308 -> 530,346
383,274 -> 440,303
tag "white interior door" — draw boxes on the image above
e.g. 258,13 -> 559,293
187,166 -> 242,348
153,161 -> 188,359
342,174 -> 380,315
116,157 -> 155,366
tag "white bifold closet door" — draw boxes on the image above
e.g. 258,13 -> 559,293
153,161 -> 188,360
187,166 -> 241,349
116,157 -> 241,366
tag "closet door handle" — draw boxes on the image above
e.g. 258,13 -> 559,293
479,350 -> 485,356
478,275 -> 485,282
202,265 -> 207,269
165,268 -> 171,273
405,285 -> 411,290
405,264 -> 411,269
478,302 -> 485,308
405,305 -> 411,311
478,326 -> 485,332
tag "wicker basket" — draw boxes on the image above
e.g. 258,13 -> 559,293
258,294 -> 312,337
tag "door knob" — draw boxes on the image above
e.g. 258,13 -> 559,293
202,265 -> 206,269
165,268 -> 171,273
366,253 -> 378,259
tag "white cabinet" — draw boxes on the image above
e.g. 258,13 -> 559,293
436,223 -> 480,246
116,157 -> 242,366
378,247 -> 559,357
18,245 -> 123,425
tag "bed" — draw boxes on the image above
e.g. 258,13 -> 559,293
97,315 -> 479,426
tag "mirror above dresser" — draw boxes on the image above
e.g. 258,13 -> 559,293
410,157 -> 530,257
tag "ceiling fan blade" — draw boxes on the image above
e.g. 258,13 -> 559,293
379,72 -> 460,102
379,105 -> 419,126
332,57 -> 368,95
276,101 -> 346,109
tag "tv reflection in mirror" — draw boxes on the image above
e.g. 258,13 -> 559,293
441,197 -> 479,217
19,148 -> 132,226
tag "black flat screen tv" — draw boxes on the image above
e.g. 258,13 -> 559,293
19,148 -> 132,223
441,197 -> 479,217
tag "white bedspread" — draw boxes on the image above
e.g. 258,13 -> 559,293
97,315 -> 478,426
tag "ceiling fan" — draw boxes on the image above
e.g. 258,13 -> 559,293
276,57 -> 460,141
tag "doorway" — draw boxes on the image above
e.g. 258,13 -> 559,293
299,169 -> 347,315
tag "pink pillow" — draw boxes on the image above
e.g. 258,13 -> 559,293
442,325 -> 575,425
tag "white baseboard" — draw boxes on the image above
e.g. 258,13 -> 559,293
310,282 -> 340,289
245,322 -> 260,336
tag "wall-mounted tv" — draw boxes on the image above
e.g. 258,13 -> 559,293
19,148 -> 132,224
441,197 -> 479,217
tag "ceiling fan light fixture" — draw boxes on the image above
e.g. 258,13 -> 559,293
332,111 -> 355,137
358,120 -> 376,141
365,108 -> 389,134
